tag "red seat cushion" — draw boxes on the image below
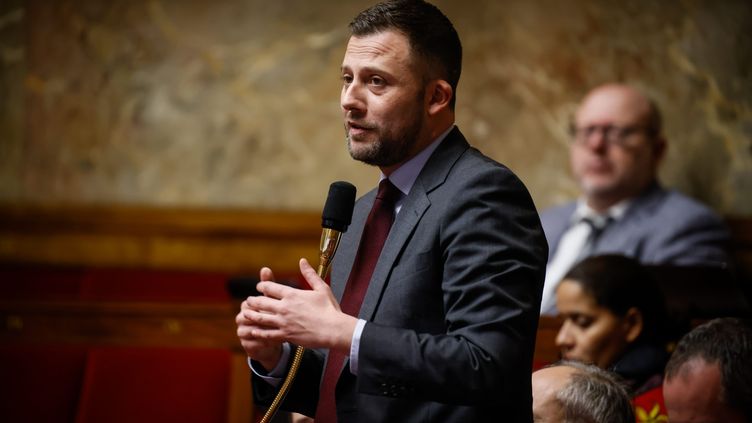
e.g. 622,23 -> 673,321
0,344 -> 88,422
632,385 -> 667,423
75,346 -> 230,423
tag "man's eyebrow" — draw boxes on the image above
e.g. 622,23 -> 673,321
340,65 -> 394,78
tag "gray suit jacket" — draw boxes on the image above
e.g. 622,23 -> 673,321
256,127 -> 548,422
540,183 -> 730,267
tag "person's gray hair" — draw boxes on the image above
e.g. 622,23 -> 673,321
555,360 -> 635,423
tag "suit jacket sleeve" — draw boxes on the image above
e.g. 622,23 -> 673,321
251,346 -> 323,417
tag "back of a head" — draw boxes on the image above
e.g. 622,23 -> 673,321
665,317 -> 752,421
348,0 -> 462,108
564,254 -> 668,345
556,361 -> 635,423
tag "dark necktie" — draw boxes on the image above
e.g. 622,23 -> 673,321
314,178 -> 401,423
575,215 -> 613,263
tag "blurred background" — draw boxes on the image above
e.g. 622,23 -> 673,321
1,0 -> 750,214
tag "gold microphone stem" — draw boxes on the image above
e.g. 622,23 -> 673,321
259,229 -> 343,423
318,228 -> 342,277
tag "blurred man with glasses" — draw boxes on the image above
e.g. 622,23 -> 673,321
538,83 -> 729,315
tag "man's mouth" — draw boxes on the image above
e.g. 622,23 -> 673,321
347,122 -> 374,138
586,161 -> 612,173
348,121 -> 372,129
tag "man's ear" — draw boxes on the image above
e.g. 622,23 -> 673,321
652,135 -> 667,163
623,307 -> 644,344
426,79 -> 453,115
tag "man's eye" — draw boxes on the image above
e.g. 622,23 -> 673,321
370,76 -> 385,86
342,75 -> 353,84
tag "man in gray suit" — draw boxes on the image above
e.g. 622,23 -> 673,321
236,1 -> 548,422
539,83 -> 730,315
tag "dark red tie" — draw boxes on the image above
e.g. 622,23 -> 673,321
314,178 -> 401,423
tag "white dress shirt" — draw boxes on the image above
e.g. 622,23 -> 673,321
539,200 -> 629,315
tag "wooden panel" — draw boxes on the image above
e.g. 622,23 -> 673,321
727,217 -> 752,275
229,353 -> 254,423
0,203 -> 321,274
0,300 -> 242,348
2,204 -> 750,281
727,216 -> 752,248
534,316 -> 563,366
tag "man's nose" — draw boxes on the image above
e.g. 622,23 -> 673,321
341,83 -> 364,113
583,127 -> 609,150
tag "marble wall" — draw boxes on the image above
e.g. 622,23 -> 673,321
1,0 -> 750,215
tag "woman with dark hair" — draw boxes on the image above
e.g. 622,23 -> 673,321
554,254 -> 669,400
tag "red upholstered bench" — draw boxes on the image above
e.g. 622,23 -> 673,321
1,264 -> 243,422
0,344 -> 88,423
75,346 -> 231,423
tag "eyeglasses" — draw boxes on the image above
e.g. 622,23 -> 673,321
569,124 -> 654,147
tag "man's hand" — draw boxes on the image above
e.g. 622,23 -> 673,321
235,267 -> 284,371
242,258 -> 358,354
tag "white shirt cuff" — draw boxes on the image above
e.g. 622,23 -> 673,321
247,342 -> 292,387
349,319 -> 367,375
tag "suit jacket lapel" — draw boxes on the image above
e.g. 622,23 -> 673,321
358,188 -> 430,320
358,127 -> 470,320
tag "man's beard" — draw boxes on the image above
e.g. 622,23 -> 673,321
346,111 -> 423,168
346,88 -> 426,168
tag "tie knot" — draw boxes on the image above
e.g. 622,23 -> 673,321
582,215 -> 612,231
376,178 -> 401,205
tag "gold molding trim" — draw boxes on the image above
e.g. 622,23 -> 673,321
0,203 -> 321,274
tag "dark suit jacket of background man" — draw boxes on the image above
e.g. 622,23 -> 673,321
253,127 -> 548,422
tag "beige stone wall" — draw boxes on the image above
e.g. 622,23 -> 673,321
1,0 -> 750,215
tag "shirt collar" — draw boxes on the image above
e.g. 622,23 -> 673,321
380,124 -> 454,196
572,197 -> 632,224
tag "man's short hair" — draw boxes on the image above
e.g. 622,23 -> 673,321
348,0 -> 462,109
555,360 -> 635,423
664,317 -> 752,421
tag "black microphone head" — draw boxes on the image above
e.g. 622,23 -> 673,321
322,181 -> 356,232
